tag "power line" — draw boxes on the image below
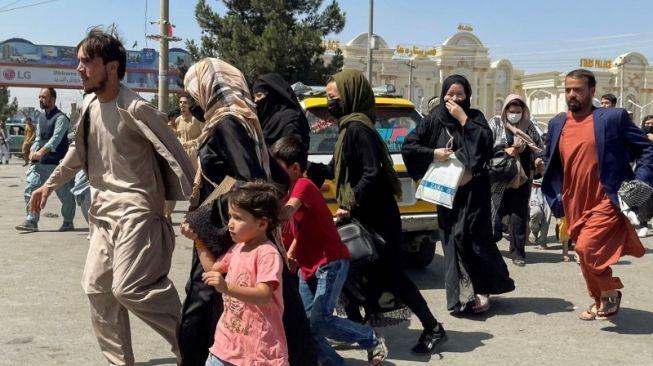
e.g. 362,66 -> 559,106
0,0 -> 58,13
0,0 -> 22,11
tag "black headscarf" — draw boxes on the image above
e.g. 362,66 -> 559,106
438,74 -> 473,129
252,73 -> 310,150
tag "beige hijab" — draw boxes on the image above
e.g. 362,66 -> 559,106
184,58 -> 270,178
500,94 -> 543,188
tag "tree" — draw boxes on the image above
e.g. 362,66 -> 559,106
0,87 -> 19,122
187,0 -> 346,85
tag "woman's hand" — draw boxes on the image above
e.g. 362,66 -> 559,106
180,218 -> 199,241
534,158 -> 545,174
505,147 -> 518,157
445,100 -> 468,125
433,148 -> 453,162
335,208 -> 350,220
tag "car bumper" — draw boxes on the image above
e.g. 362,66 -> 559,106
401,213 -> 438,232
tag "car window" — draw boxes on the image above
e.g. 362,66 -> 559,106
305,107 -> 422,154
10,126 -> 24,136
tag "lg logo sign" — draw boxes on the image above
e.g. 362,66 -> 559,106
1,68 -> 31,80
3,69 -> 16,80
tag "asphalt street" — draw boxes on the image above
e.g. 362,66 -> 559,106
1,159 -> 652,365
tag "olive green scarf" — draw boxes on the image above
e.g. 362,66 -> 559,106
332,70 -> 402,210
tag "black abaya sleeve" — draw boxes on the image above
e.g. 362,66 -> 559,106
402,114 -> 438,180
306,158 -> 335,188
347,122 -> 387,204
455,112 -> 494,173
201,116 -> 268,184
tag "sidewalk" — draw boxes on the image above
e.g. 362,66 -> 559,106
0,158 -> 652,365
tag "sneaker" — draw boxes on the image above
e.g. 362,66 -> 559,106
58,222 -> 75,232
367,334 -> 388,365
411,323 -> 447,354
15,220 -> 38,232
637,227 -> 648,238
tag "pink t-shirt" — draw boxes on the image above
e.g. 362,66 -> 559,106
209,241 -> 288,366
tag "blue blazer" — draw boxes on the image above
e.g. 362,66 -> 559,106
542,108 -> 653,218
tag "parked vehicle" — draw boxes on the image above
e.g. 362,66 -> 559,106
294,83 -> 438,268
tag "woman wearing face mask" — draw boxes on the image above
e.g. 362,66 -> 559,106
308,70 -> 447,356
488,95 -> 545,266
252,73 -> 310,152
402,75 -> 515,315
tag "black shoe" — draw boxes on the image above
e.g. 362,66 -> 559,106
58,222 -> 75,232
411,324 -> 447,354
512,258 -> 526,267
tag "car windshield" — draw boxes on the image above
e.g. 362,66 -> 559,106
305,107 -> 422,154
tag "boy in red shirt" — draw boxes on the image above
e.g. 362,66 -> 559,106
272,136 -> 388,366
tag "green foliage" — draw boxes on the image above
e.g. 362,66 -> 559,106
0,88 -> 19,122
187,0 -> 346,85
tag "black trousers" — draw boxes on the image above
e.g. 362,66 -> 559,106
498,183 -> 531,260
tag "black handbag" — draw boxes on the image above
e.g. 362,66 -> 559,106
487,150 -> 517,182
337,219 -> 384,266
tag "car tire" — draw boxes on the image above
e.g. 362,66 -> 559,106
401,231 -> 437,269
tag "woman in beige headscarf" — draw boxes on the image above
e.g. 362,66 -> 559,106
177,58 -> 315,366
488,94 -> 545,267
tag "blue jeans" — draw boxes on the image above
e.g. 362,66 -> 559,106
24,163 -> 75,224
299,259 -> 376,366
205,353 -> 234,366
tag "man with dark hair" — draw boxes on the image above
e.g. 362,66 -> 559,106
600,93 -> 617,108
15,87 -> 76,232
542,69 -> 653,321
29,28 -> 195,365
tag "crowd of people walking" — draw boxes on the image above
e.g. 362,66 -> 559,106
7,27 -> 652,366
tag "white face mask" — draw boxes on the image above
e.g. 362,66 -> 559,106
507,113 -> 522,124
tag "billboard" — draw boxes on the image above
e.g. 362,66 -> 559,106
0,38 -> 191,92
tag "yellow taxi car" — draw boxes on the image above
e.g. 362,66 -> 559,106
293,83 -> 438,268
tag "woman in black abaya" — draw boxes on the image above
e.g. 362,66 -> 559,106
252,73 -> 310,151
402,74 -> 515,315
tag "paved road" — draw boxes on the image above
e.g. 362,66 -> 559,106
1,159 -> 652,365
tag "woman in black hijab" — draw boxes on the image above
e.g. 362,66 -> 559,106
402,75 -> 515,315
252,73 -> 310,151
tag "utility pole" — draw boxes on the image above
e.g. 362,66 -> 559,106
366,0 -> 374,83
147,0 -> 180,113
616,56 -> 630,108
406,58 -> 417,102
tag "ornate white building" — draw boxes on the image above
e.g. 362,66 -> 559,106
324,28 -> 653,124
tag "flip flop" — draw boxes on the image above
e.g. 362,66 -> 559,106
596,291 -> 622,320
578,303 -> 598,321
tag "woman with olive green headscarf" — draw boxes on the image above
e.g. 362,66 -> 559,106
308,69 -> 446,356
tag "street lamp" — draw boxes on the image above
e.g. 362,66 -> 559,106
366,0 -> 374,83
406,58 -> 417,102
628,99 -> 653,121
615,55 -> 630,108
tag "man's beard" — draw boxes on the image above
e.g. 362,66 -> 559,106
84,71 -> 108,94
567,97 -> 587,112
39,101 -> 48,109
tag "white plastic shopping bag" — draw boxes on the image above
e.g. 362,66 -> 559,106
415,155 -> 465,209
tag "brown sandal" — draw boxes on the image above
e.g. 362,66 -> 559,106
596,291 -> 622,320
578,303 -> 598,321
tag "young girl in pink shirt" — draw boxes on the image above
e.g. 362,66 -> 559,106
188,182 -> 288,366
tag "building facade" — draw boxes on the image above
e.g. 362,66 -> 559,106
325,27 -> 653,125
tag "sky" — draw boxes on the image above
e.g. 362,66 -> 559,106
2,0 -> 653,113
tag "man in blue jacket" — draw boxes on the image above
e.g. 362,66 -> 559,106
542,69 -> 653,321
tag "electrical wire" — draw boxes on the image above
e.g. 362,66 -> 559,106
0,0 -> 58,13
0,0 -> 21,11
